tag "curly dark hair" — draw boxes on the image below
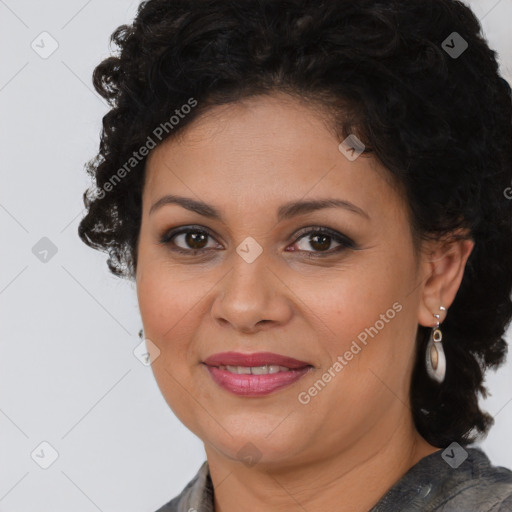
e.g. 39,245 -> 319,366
78,0 -> 512,448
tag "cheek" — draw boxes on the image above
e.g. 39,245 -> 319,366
295,257 -> 407,347
136,230 -> 199,344
293,249 -> 417,401
136,262 -> 208,430
137,265 -> 196,350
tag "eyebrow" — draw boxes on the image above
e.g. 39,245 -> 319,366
149,194 -> 370,221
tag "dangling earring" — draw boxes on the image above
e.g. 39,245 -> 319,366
425,306 -> 446,383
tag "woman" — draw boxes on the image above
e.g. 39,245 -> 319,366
78,0 -> 512,510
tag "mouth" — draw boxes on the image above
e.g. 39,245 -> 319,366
203,351 -> 313,369
211,364 -> 302,374
202,352 -> 313,396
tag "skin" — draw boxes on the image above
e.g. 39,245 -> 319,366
135,93 -> 474,512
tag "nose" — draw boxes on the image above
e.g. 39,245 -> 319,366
211,250 -> 293,335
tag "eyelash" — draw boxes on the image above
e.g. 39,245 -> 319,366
159,225 -> 356,258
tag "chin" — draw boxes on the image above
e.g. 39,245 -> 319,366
204,427 -> 306,467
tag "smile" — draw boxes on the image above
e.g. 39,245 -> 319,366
217,364 -> 292,374
203,364 -> 312,397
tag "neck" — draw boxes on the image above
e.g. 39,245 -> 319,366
205,415 -> 440,512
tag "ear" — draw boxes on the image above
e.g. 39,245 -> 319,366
418,231 -> 474,328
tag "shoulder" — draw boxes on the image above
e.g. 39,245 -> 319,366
152,460 -> 212,512
489,493 -> 512,512
426,447 -> 512,512
372,446 -> 512,511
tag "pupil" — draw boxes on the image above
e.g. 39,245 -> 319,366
186,232 -> 207,249
311,234 -> 330,251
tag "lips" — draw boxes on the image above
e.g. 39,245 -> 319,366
202,351 -> 313,397
203,351 -> 312,369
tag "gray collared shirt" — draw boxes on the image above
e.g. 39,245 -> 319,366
154,447 -> 512,511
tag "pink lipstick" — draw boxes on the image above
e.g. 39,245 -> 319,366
203,351 -> 313,397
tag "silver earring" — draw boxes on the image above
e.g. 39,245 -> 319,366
425,306 -> 446,383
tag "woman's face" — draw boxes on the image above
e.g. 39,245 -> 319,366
136,93 -> 428,467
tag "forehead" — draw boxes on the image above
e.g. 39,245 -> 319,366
143,94 -> 402,220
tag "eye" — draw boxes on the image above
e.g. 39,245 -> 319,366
288,227 -> 356,257
159,226 -> 221,255
159,225 -> 356,257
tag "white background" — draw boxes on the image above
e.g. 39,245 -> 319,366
1,1 -> 511,511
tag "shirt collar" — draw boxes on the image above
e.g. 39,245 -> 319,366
173,447 -> 490,512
